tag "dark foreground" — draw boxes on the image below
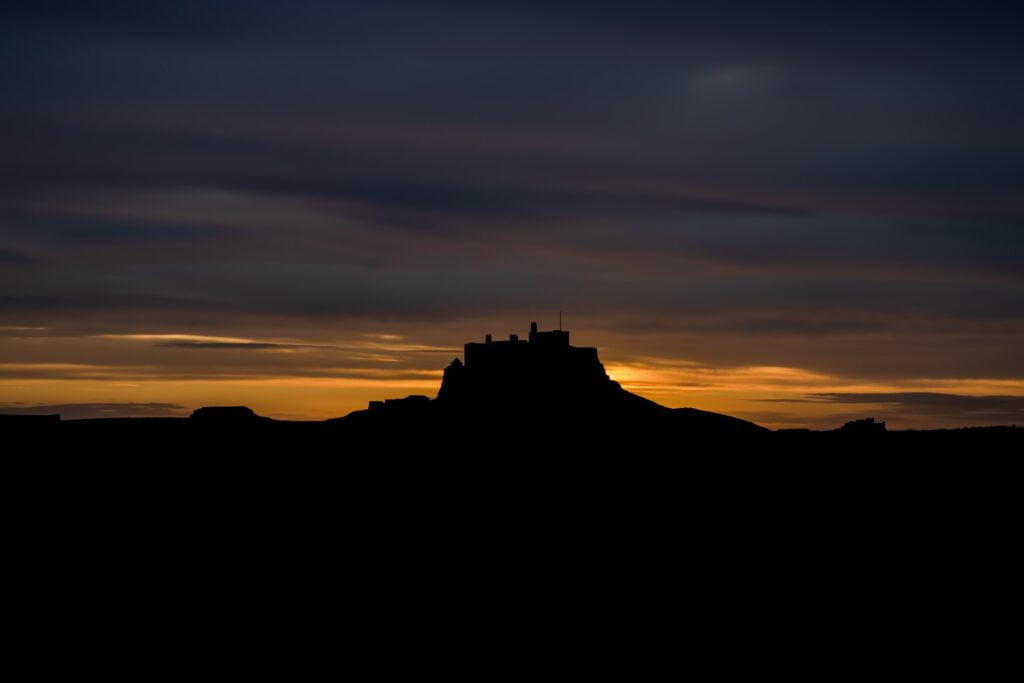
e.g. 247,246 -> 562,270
4,323 -> 1017,656
5,401 -> 1017,652
3,405 -> 1020,454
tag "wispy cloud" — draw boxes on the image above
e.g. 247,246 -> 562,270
758,392 -> 1024,428
97,333 -> 456,354
156,341 -> 328,350
0,402 -> 188,419
98,333 -> 256,343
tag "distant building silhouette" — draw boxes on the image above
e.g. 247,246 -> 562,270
838,417 -> 886,433
438,321 -> 611,406
462,321 -> 595,369
368,395 -> 431,414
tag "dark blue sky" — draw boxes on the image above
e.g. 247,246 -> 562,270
1,1 -> 1022,425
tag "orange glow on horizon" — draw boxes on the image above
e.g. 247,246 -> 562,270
1,328 -> 1022,429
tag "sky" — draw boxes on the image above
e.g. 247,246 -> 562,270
2,1 -> 1023,428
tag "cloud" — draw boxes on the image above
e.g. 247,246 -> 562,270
0,1 -> 1021,425
808,392 -> 1024,410
156,341 -> 324,350
0,402 -> 188,419
0,247 -> 37,264
763,392 -> 1024,427
0,325 -> 48,336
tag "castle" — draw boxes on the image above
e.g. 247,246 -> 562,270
463,322 -> 596,368
358,322 -> 772,435
437,322 -> 612,405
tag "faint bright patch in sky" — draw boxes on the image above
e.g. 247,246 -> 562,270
691,66 -> 786,97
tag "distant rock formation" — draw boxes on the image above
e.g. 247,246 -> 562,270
190,406 -> 269,423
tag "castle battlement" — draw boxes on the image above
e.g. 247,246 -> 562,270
439,322 -> 608,404
462,321 -> 596,367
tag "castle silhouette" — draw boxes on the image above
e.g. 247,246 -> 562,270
354,322 -> 774,439
363,321 -> 646,418
436,322 -> 614,407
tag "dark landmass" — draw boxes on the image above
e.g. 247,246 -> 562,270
5,324 -> 1018,606
3,323 -> 1021,453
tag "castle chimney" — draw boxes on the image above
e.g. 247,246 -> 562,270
530,322 -> 538,333
510,334 -> 518,342
485,334 -> 492,343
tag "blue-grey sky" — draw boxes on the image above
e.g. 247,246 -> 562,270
1,1 -> 1022,426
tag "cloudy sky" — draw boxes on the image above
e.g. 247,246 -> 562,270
2,1 -> 1022,427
